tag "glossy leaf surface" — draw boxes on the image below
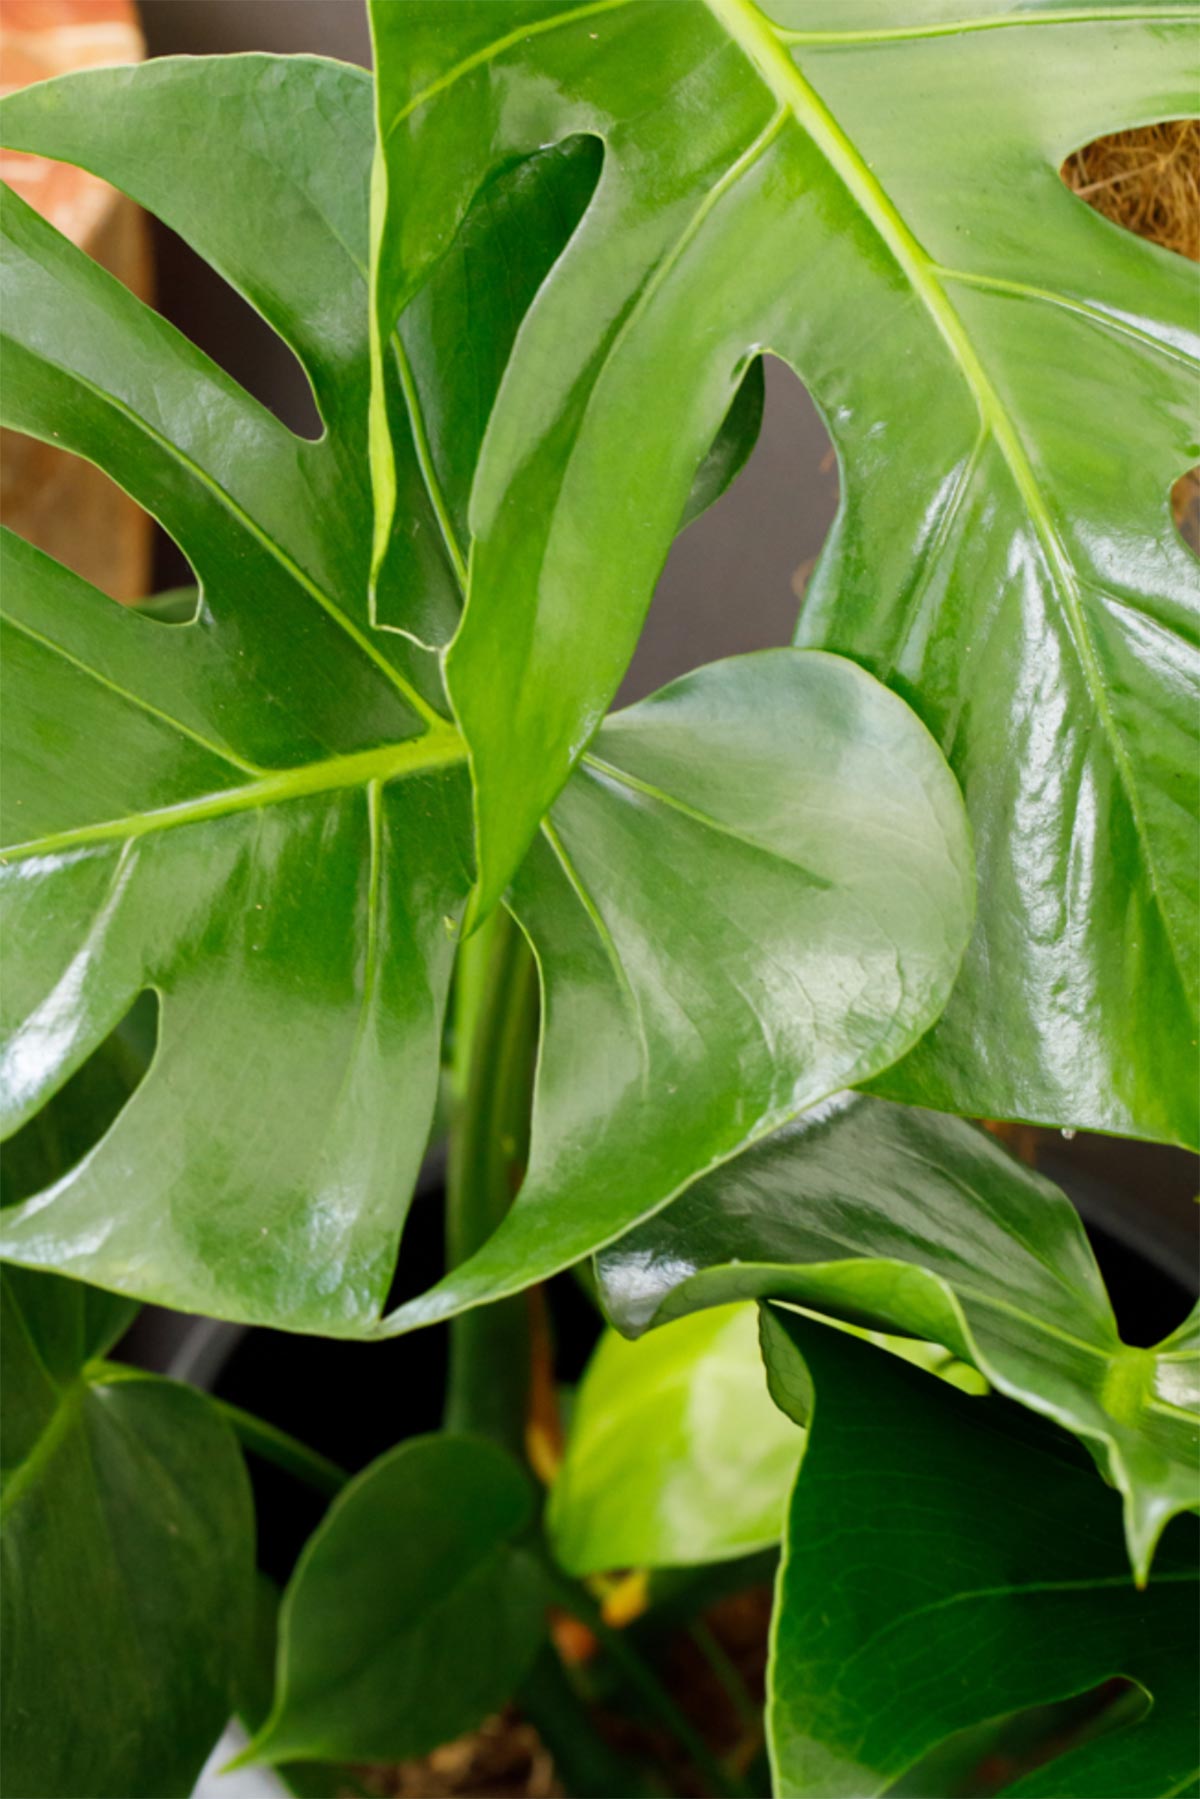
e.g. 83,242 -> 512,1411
244,1435 -> 545,1767
384,127 -> 764,642
0,59 -> 479,1329
549,1302 -> 802,1574
0,1003 -> 154,1212
1,1266 -> 254,1798
597,1093 -> 1199,1579
760,1310 -> 1200,1799
383,650 -> 973,1332
371,0 -> 1199,1142
0,57 -> 771,1332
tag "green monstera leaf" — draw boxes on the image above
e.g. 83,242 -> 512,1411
370,0 -> 1199,1145
241,1436 -> 545,1768
0,56 -> 475,1330
1,1267 -> 254,1799
759,1310 -> 1200,1799
0,56 -> 774,1332
380,650 -> 973,1334
596,1093 -> 1200,1580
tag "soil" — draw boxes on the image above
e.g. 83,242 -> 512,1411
363,1588 -> 774,1799
364,1716 -> 564,1799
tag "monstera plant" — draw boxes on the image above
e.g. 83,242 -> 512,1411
0,2 -> 1196,1795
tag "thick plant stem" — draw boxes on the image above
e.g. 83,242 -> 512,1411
444,905 -> 540,1456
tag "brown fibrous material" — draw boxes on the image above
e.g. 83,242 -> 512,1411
1062,121 -> 1199,545
1062,118 -> 1200,263
362,1712 -> 563,1799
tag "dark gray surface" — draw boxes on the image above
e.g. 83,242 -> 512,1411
625,359 -> 839,700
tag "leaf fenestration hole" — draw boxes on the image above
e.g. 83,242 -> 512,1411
0,431 -> 201,619
6,146 -> 325,442
1,992 -> 159,1209
148,214 -> 323,443
1061,120 -> 1199,262
620,356 -> 839,702
1061,125 -> 1199,567
1171,465 -> 1200,559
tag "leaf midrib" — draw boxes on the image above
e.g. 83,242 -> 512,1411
581,752 -> 833,888
703,0 -> 1188,1001
2,730 -> 467,863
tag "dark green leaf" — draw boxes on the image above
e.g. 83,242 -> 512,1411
0,59 -> 476,1329
1,1267 -> 254,1799
679,355 -> 765,530
549,1302 -> 802,1574
242,1435 -> 545,1767
382,650 -> 973,1332
596,1093 -> 1199,1579
759,1309 -> 1199,1799
370,1 -> 1199,1144
236,1577 -> 370,1799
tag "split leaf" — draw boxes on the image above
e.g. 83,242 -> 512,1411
0,58 -> 478,1330
370,0 -> 1199,1142
596,1093 -> 1200,1580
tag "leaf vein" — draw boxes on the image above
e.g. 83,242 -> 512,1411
0,609 -> 263,778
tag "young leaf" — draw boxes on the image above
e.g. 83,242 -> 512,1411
1,1266 -> 254,1799
242,1436 -> 545,1768
759,1309 -> 1200,1799
596,1093 -> 1199,1580
383,131 -> 763,637
382,649 -> 974,1333
370,0 -> 1199,1143
549,1303 -> 802,1574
